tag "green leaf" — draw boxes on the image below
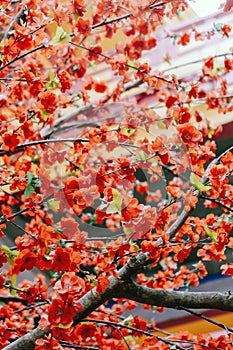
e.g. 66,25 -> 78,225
213,22 -> 224,34
50,26 -> 71,45
31,157 -> 40,165
24,172 -> 41,198
56,322 -> 73,329
43,253 -> 53,260
10,274 -> 18,296
121,127 -> 135,136
24,314 -> 31,320
122,225 -> 134,236
89,60 -> 97,70
45,70 -> 59,89
204,226 -> 218,243
26,171 -> 34,184
212,66 -> 224,77
127,59 -> 138,69
24,184 -> 35,198
190,173 -> 211,192
47,199 -> 60,212
130,242 -> 139,252
1,245 -> 19,266
41,109 -> 50,121
106,189 -> 122,214
136,150 -> 149,161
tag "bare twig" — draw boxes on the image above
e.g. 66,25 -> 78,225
178,306 -> 233,334
3,5 -> 28,41
0,137 -> 89,157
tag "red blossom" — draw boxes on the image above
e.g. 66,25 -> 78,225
177,123 -> 203,148
0,249 -> 7,268
35,338 -> 63,350
52,247 -> 71,272
132,315 -> 148,336
57,70 -> 72,92
136,181 -> 148,194
174,244 -> 193,262
221,24 -> 232,37
221,263 -> 233,275
75,17 -> 91,36
2,132 -> 21,151
209,164 -> 228,186
202,57 -> 214,76
53,272 -> 85,298
177,31 -> 190,46
73,0 -> 86,16
48,298 -> 76,326
94,80 -> 108,93
39,90 -> 58,114
13,249 -> 37,274
224,57 -> 233,70
165,95 -> 178,108
74,323 -> 97,338
96,275 -> 110,293
88,45 -> 102,61
150,136 -> 170,164
60,217 -> 79,239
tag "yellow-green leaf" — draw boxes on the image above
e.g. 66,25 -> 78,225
10,287 -> 17,296
8,274 -> 19,296
190,173 -> 211,192
56,322 -> 73,329
45,70 -> 59,89
41,109 -> 50,121
204,226 -> 218,243
1,245 -> 19,266
11,274 -> 16,285
50,26 -> 71,45
121,127 -> 135,136
119,314 -> 133,325
9,274 -> 17,295
47,199 -> 60,212
136,150 -> 149,161
106,189 -> 122,214
122,225 -> 134,236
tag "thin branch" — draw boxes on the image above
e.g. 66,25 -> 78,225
0,45 -> 45,72
163,52 -> 233,72
0,137 -> 89,157
0,295 -> 28,305
40,104 -> 93,138
70,41 -> 183,90
166,144 -> 233,239
200,194 -> 233,213
0,207 -> 29,225
178,306 -> 233,333
3,5 -> 28,41
83,318 -> 186,350
59,342 -> 100,350
150,94 -> 233,111
92,1 -> 168,30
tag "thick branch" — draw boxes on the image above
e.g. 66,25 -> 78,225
115,280 -> 233,312
4,253 -> 149,350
